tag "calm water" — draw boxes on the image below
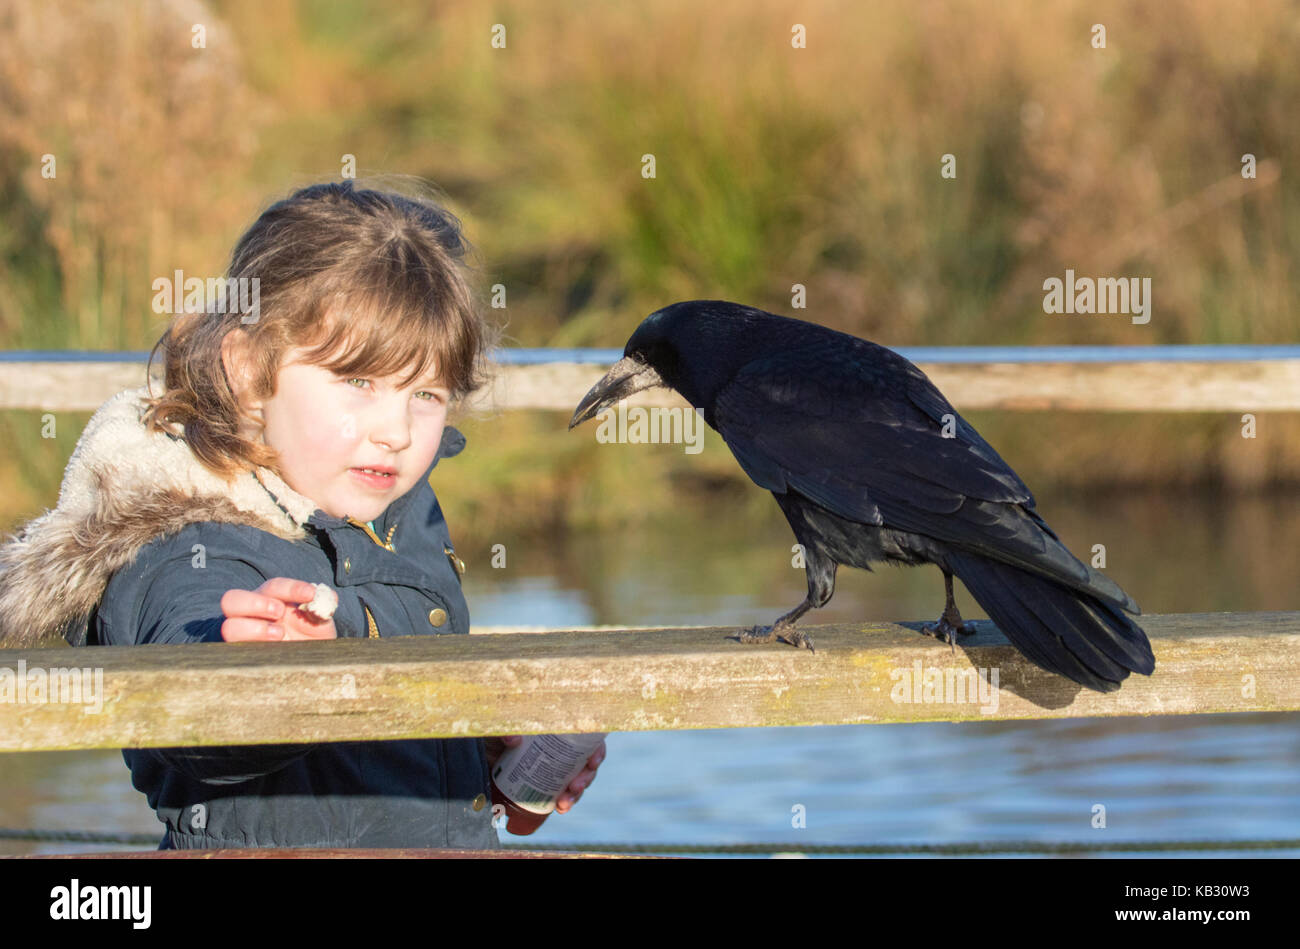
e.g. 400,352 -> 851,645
2,487 -> 1298,856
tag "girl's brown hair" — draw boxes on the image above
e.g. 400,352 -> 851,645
141,178 -> 496,481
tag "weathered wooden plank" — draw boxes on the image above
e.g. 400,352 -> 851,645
1,612 -> 1296,751
3,360 -> 1299,412
921,361 -> 1300,412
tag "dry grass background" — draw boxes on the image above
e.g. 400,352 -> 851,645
0,0 -> 1297,538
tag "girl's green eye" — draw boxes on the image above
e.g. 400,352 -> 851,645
346,378 -> 368,388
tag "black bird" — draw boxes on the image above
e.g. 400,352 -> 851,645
569,301 -> 1155,693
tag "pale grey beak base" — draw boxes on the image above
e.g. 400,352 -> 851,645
568,356 -> 666,429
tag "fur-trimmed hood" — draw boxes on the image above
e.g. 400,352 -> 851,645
0,385 -> 331,648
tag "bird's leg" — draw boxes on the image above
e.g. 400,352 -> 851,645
739,541 -> 835,654
741,599 -> 816,652
921,569 -> 972,652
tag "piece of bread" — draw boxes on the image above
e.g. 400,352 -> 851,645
299,582 -> 338,621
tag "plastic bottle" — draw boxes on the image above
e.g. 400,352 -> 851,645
489,732 -> 607,835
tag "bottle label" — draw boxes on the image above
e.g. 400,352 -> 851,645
491,732 -> 606,815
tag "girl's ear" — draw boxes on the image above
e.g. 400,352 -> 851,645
221,329 -> 262,411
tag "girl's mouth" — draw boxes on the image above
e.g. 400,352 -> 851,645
350,468 -> 396,489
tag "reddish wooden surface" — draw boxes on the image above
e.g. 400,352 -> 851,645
10,847 -> 655,859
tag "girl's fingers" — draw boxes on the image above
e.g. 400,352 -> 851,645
222,615 -> 336,642
556,743 -> 605,812
221,616 -> 284,642
484,735 -> 525,768
556,767 -> 596,814
572,767 -> 596,792
258,577 -> 319,606
220,581 -> 336,641
288,618 -> 338,640
220,588 -> 285,621
557,779 -> 588,812
222,579 -> 319,623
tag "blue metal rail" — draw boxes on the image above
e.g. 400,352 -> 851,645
3,345 -> 1300,365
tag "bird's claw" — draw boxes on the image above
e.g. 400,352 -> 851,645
921,614 -> 970,651
739,624 -> 816,653
778,627 -> 816,653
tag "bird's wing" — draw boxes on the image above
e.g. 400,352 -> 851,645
712,340 -> 1032,519
711,341 -> 1137,612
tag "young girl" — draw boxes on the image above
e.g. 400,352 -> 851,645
0,180 -> 604,849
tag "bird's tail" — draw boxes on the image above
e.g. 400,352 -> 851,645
945,550 -> 1155,693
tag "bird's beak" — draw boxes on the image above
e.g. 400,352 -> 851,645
568,356 -> 665,429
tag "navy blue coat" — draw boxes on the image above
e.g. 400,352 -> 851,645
0,385 -> 499,850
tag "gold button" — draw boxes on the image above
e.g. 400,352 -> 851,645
343,558 -> 351,573
428,608 -> 447,627
445,546 -> 466,578
472,793 -> 487,811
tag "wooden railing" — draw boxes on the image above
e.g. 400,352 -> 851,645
2,612 -> 1297,752
2,347 -> 1297,755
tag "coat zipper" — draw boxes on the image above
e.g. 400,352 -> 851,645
348,517 -> 397,638
348,516 -> 397,552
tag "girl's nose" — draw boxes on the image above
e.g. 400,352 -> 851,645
367,410 -> 412,452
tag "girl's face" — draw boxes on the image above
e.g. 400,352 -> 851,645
244,346 -> 451,522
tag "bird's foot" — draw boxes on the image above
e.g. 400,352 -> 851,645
778,626 -> 816,653
739,624 -> 775,645
739,622 -> 816,654
920,610 -> 971,652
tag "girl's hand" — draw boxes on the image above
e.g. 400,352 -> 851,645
220,578 -> 338,642
483,735 -> 607,814
483,734 -> 523,768
555,737 -> 605,813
